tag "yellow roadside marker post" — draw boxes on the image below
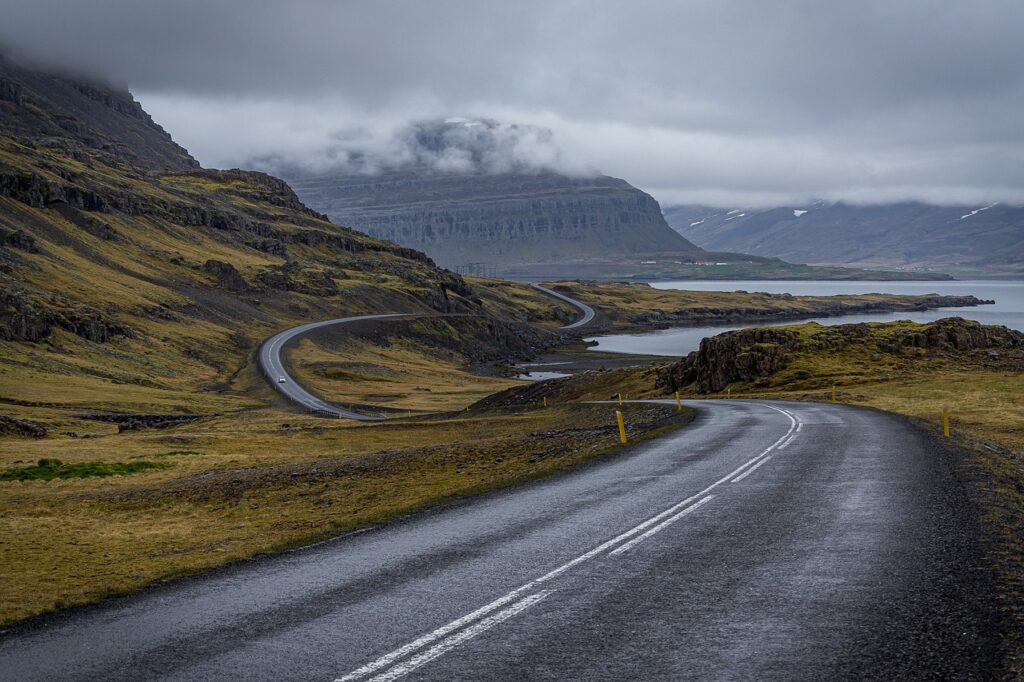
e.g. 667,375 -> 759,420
726,387 -> 731,398
615,410 -> 628,444
543,396 -> 548,408
943,404 -> 950,437
618,393 -> 623,406
675,391 -> 682,413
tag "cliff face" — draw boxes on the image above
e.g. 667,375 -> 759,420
666,202 -> 1024,276
0,53 -> 198,171
288,170 -> 701,270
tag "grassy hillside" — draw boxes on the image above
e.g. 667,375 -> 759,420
0,135 -> 576,421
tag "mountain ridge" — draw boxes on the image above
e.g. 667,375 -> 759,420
666,201 -> 1024,277
288,167 -> 701,271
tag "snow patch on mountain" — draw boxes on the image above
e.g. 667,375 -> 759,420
961,202 -> 998,220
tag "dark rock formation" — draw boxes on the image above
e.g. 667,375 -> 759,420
0,284 -> 131,343
1,228 -> 37,252
0,415 -> 47,438
660,327 -> 801,393
203,260 -> 248,292
255,262 -> 339,297
75,413 -> 212,432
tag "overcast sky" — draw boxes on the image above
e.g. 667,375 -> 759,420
3,0 -> 1023,207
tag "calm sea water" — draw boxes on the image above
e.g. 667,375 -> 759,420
586,280 -> 1024,357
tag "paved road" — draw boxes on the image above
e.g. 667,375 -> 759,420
259,286 -> 595,419
529,283 -> 596,329
0,400 -> 996,680
258,314 -> 412,420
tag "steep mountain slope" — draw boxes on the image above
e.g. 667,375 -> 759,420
0,56 -> 564,417
0,53 -> 197,171
666,202 -> 1024,276
290,169 -> 700,271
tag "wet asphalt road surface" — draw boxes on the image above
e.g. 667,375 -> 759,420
0,400 -> 998,680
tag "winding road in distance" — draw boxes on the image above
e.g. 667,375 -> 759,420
528,282 -> 596,329
0,399 -> 996,680
257,283 -> 596,419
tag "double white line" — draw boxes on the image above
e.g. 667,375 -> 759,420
337,405 -> 800,681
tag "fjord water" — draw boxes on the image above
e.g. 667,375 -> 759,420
586,280 -> 1024,357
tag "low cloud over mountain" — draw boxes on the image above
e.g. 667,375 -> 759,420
252,118 -> 594,179
3,1 -> 1023,207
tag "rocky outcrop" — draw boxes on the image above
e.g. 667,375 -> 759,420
76,413 -> 212,432
1,228 -> 38,252
255,262 -> 340,297
288,169 -> 701,270
659,327 -> 801,393
0,284 -> 132,343
658,317 -> 1024,394
203,260 -> 248,292
0,415 -> 47,438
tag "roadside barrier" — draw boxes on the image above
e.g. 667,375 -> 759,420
615,410 -> 628,444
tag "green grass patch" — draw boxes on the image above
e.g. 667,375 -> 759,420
0,458 -> 172,481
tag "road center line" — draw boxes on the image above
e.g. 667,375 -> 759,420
609,495 -> 715,556
335,403 -> 800,682
731,456 -> 772,483
366,591 -> 555,682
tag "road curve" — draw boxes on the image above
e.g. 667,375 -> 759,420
259,286 -> 596,419
258,313 -> 412,420
0,400 -> 996,680
530,283 -> 596,329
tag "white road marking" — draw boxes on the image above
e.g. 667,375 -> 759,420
366,591 -> 554,682
336,403 -> 802,681
777,434 -> 798,450
609,495 -> 715,556
731,456 -> 772,483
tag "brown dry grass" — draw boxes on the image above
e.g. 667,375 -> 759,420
0,402 -> 687,625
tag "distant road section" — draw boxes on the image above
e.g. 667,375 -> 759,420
530,282 -> 596,329
258,313 -> 410,420
259,286 -> 593,419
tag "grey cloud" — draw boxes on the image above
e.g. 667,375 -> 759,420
249,118 -> 596,179
2,0 -> 1022,206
